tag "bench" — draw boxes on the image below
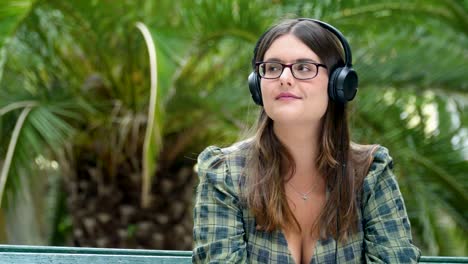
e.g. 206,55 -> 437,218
0,245 -> 467,263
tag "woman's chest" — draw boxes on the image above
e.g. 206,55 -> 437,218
286,189 -> 326,231
242,209 -> 365,264
283,192 -> 326,264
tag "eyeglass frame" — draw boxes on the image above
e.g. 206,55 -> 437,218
255,61 -> 328,80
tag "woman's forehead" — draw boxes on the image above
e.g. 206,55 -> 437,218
263,34 -> 321,63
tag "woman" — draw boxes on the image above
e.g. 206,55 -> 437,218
192,18 -> 420,263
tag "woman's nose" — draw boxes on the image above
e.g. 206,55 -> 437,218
279,67 -> 294,86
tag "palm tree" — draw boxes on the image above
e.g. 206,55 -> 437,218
0,0 -> 466,255
0,0 -> 186,247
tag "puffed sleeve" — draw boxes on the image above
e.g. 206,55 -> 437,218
192,146 -> 248,263
362,146 -> 421,263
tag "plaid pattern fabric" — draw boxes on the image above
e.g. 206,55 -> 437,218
192,140 -> 421,263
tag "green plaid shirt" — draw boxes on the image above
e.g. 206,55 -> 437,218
192,140 -> 421,263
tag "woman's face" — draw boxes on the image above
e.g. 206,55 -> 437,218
261,34 -> 329,126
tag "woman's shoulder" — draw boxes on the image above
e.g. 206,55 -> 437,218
198,139 -> 252,166
368,145 -> 393,175
197,139 -> 253,183
351,143 -> 392,173
361,144 -> 397,194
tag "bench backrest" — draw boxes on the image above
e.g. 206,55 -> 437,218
0,245 -> 466,263
0,245 -> 191,264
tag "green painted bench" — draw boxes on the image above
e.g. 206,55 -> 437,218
0,245 -> 467,263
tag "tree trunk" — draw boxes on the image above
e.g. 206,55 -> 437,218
65,135 -> 197,250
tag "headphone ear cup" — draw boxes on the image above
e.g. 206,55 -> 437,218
248,72 -> 263,106
328,66 -> 358,104
328,67 -> 342,103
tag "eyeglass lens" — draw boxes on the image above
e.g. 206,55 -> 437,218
259,62 -> 319,80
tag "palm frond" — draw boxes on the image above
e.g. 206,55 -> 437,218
0,0 -> 37,82
0,107 -> 32,206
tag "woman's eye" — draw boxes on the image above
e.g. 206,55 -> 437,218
267,65 -> 280,72
296,63 -> 311,71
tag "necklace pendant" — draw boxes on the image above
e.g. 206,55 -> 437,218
302,195 -> 308,201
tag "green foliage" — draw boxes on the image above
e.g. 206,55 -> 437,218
0,0 -> 36,83
0,0 -> 36,48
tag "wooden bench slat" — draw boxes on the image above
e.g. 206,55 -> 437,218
0,245 -> 192,264
0,245 -> 191,257
0,253 -> 191,264
419,256 -> 468,263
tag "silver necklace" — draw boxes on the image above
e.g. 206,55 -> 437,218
288,181 -> 318,201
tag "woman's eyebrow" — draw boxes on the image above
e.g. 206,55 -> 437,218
295,58 -> 320,63
262,57 -> 282,62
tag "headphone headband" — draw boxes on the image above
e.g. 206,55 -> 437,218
297,18 -> 353,66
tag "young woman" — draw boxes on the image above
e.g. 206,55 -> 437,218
192,18 -> 420,263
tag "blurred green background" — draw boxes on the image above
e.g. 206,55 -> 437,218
0,0 -> 466,256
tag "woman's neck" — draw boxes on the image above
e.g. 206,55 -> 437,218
273,122 -> 321,178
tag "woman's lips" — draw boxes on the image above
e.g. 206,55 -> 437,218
275,92 -> 301,100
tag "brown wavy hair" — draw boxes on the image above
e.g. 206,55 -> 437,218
243,19 -> 377,241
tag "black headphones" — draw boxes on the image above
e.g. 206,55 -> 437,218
248,18 -> 358,105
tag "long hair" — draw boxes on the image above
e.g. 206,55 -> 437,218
243,19 -> 377,241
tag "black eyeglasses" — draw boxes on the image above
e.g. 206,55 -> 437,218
256,61 -> 327,80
